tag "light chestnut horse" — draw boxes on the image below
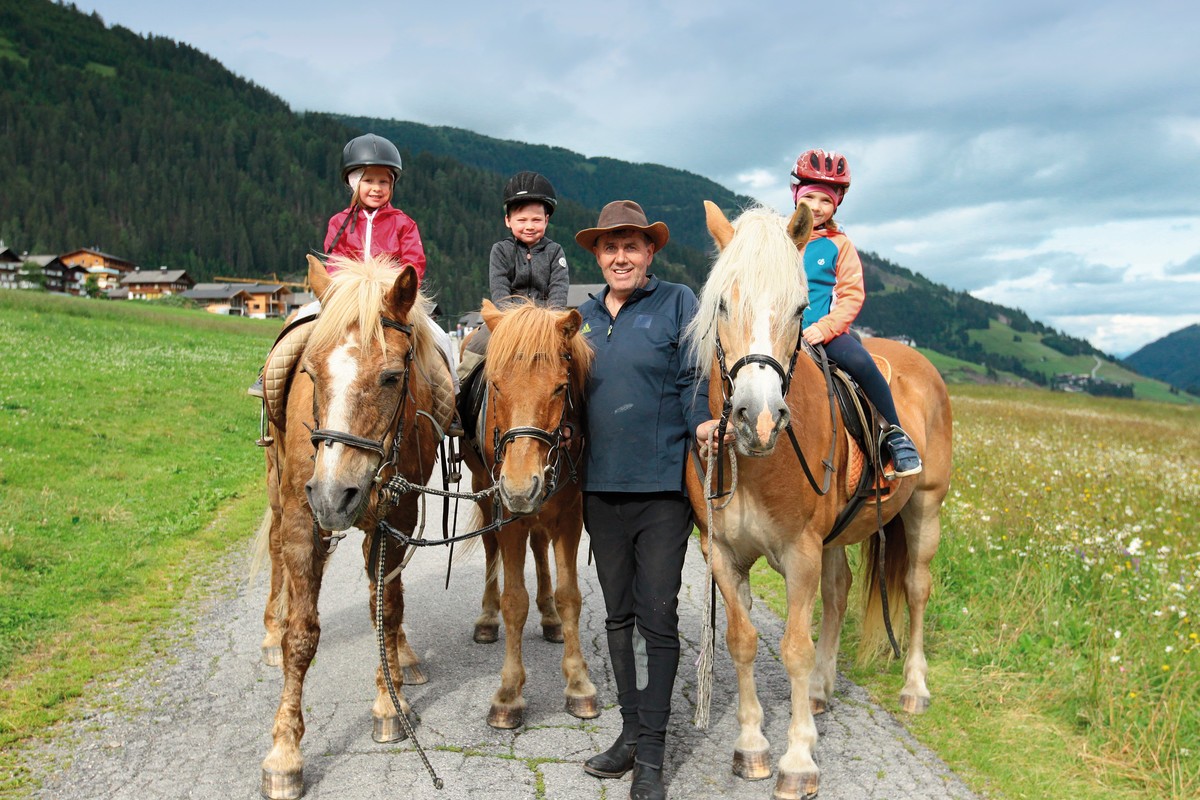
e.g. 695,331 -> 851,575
461,299 -> 599,729
684,203 -> 953,800
258,254 -> 447,800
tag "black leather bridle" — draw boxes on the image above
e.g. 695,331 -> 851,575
710,322 -> 836,499
488,352 -> 582,504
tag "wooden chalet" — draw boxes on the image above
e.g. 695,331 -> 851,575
182,283 -> 253,316
120,267 -> 196,300
59,247 -> 138,292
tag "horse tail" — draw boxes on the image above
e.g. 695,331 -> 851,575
857,515 -> 909,664
452,504 -> 485,564
246,506 -> 274,585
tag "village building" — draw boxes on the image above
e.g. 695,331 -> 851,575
59,247 -> 138,293
120,266 -> 196,300
182,283 -> 253,315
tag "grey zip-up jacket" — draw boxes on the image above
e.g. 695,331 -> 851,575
489,235 -> 570,307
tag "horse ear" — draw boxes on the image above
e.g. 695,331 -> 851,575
704,200 -> 734,251
387,265 -> 418,318
788,203 -> 814,249
557,308 -> 583,340
481,299 -> 502,331
307,254 -> 332,300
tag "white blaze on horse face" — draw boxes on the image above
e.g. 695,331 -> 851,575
737,307 -> 787,443
315,338 -> 360,478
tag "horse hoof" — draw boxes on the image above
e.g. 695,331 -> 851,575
810,697 -> 828,715
542,623 -> 564,643
373,711 -> 420,743
565,694 -> 600,719
900,693 -> 930,714
487,705 -> 524,730
732,749 -> 772,780
261,767 -> 302,799
774,769 -> 819,800
473,623 -> 499,644
403,663 -> 429,685
261,645 -> 282,668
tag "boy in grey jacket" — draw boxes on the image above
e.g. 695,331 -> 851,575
457,171 -> 570,382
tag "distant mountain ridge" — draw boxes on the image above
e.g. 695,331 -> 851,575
2,0 -> 1194,403
1125,324 -> 1200,395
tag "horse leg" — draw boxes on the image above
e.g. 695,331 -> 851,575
473,529 -> 501,643
774,538 -> 823,800
897,492 -> 942,713
549,518 -> 598,718
395,624 -> 428,685
809,545 -> 851,714
261,448 -> 285,667
708,545 -> 772,781
369,539 -> 418,742
487,529 -> 530,729
532,530 -> 563,642
260,507 -> 286,667
260,507 -> 325,800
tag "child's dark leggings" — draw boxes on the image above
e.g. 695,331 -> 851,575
823,333 -> 900,427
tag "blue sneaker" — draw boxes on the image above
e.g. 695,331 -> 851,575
884,426 -> 922,478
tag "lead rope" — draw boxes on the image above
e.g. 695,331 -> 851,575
374,529 -> 443,790
694,428 -> 737,729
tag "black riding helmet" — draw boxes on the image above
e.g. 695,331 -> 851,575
503,171 -> 558,216
341,133 -> 403,183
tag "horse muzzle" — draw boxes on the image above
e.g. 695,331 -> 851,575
730,385 -> 790,456
497,472 -> 545,516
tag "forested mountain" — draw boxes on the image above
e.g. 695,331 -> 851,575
5,0 -> 1190,401
1125,324 -> 1200,395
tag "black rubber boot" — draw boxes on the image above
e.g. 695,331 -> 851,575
630,763 -> 666,800
583,734 -> 637,778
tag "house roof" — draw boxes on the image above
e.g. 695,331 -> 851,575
121,269 -> 192,286
184,283 -> 252,301
59,247 -> 137,268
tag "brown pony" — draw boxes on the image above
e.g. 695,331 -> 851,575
258,254 -> 447,800
460,299 -> 600,729
683,204 -> 953,800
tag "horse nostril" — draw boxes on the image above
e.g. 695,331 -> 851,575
340,486 -> 360,514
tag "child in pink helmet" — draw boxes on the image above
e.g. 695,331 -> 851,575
791,149 -> 922,477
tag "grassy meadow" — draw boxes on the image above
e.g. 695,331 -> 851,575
0,291 -> 276,792
753,384 -> 1199,799
1,289 -> 1197,799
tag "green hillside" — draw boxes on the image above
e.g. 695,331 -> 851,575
1125,324 -> 1200,395
1,0 -> 1194,404
336,115 -> 754,253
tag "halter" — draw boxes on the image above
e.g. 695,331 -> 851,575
489,352 -> 582,505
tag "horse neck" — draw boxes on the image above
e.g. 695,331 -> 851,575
786,349 -> 835,442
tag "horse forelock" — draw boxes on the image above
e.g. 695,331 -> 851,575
686,206 -> 808,373
308,255 -> 438,378
485,301 -> 593,395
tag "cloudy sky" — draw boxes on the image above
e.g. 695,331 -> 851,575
75,0 -> 1200,355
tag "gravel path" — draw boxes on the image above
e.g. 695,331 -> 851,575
27,470 -> 978,800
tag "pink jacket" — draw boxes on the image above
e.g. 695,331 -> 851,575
324,203 -> 426,283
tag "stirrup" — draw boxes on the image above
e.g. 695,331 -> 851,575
883,425 -> 922,479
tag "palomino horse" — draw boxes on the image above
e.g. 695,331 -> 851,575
258,254 -> 449,800
460,299 -> 599,729
684,203 -> 953,800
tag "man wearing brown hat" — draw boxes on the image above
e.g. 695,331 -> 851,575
575,200 -> 714,800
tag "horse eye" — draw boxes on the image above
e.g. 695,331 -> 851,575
795,304 -> 808,318
380,371 -> 401,387
718,299 -> 728,317
553,383 -> 567,396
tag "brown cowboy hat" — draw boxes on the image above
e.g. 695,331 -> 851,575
574,200 -> 670,252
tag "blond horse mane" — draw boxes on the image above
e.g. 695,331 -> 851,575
308,255 -> 440,378
485,299 -> 593,394
685,205 -> 809,373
